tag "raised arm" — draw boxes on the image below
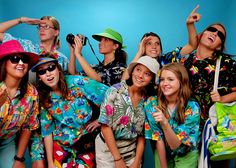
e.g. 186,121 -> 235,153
68,44 -> 77,75
73,36 -> 102,82
122,36 -> 149,80
180,5 -> 201,56
0,17 -> 43,41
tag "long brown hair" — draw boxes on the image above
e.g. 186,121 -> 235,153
36,55 -> 68,108
0,57 -> 29,99
158,63 -> 191,124
41,16 -> 61,49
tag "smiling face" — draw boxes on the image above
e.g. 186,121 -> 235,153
159,69 -> 180,99
5,55 -> 29,80
37,62 -> 60,91
145,35 -> 162,58
131,64 -> 154,88
200,24 -> 226,51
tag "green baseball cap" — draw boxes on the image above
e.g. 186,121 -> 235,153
92,28 -> 126,48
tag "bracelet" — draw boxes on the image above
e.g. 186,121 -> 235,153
114,157 -> 122,162
14,155 -> 25,162
18,17 -> 22,24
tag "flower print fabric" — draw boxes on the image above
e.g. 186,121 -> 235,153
144,96 -> 201,156
98,81 -> 146,139
164,47 -> 236,128
80,61 -> 126,86
40,75 -> 108,146
184,53 -> 236,123
0,82 -> 39,140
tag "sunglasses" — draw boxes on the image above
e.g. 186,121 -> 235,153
37,64 -> 57,75
206,27 -> 225,42
37,25 -> 55,30
9,55 -> 29,64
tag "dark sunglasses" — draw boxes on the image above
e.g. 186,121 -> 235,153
37,64 -> 56,75
9,55 -> 29,64
206,27 -> 225,42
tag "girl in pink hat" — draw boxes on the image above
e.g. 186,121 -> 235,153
0,40 -> 40,168
0,16 -> 70,75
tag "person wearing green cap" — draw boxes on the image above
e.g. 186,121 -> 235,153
69,28 -> 128,86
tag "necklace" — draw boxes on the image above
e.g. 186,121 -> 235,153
167,105 -> 177,117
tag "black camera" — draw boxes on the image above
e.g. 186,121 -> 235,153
66,33 -> 87,46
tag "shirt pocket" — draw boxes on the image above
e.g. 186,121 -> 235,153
5,112 -> 27,131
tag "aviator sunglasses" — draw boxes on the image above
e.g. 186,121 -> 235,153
9,55 -> 29,64
37,64 -> 56,75
206,27 -> 225,42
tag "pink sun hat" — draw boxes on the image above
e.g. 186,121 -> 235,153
0,40 -> 39,67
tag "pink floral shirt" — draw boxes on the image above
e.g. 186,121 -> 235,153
98,81 -> 146,139
0,82 -> 39,140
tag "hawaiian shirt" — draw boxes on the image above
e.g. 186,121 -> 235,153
0,82 -> 39,141
40,75 -> 108,146
144,96 -> 200,156
164,48 -> 236,125
159,47 -> 183,67
80,61 -> 126,86
98,81 -> 146,139
3,33 -> 69,72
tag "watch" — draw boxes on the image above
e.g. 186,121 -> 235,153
14,155 -> 25,162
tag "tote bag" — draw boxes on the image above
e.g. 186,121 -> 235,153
207,57 -> 236,161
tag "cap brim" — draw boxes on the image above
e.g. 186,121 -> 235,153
31,58 -> 58,72
92,33 -> 126,49
127,62 -> 138,76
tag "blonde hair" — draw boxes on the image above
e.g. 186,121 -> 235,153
41,16 -> 61,49
158,63 -> 191,124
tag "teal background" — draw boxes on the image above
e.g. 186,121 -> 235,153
1,0 -> 235,167
1,0 -> 236,70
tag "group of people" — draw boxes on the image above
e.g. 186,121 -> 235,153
0,5 -> 236,168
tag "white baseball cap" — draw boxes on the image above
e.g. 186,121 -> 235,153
127,56 -> 160,77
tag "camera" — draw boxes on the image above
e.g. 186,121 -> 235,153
66,33 -> 87,46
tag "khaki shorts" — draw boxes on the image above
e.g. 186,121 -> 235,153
95,133 -> 138,168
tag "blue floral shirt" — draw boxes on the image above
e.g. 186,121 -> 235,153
98,81 -> 146,139
40,75 -> 108,146
144,96 -> 200,156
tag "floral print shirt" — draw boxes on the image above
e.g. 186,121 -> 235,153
80,61 -> 126,86
0,82 -> 39,141
40,75 -> 108,146
144,96 -> 200,156
98,81 -> 146,139
3,33 -> 69,72
165,47 -> 236,123
158,48 -> 183,68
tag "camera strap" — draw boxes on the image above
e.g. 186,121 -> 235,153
87,38 -> 102,65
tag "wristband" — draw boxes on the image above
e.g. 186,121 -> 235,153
114,157 -> 122,162
18,17 -> 22,24
14,155 -> 25,162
